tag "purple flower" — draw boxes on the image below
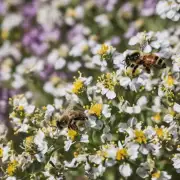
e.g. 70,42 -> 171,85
124,22 -> 138,39
23,1 -> 37,18
22,27 -> 60,56
94,0 -> 118,12
0,1 -> 7,15
67,24 -> 86,45
141,0 -> 158,16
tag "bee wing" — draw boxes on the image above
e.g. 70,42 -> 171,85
62,101 -> 76,115
62,100 -> 84,115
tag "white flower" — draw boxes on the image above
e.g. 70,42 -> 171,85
106,146 -> 117,159
25,105 -> 35,114
64,139 -> 74,151
125,105 -> 141,114
45,105 -> 55,120
54,58 -> 66,70
64,158 -> 77,168
2,13 -> 22,31
94,120 -> 103,130
80,134 -> 89,143
173,103 -> 180,113
102,104 -> 111,118
86,115 -> 97,128
156,0 -> 180,21
92,164 -> 106,178
34,130 -> 48,156
89,155 -> 103,164
13,96 -> 27,107
105,159 -> 116,167
136,162 -> 149,178
119,163 -> 132,177
92,55 -> 108,72
6,177 -> 16,180
113,53 -> 125,69
139,144 -> 149,155
172,154 -> 180,172
95,14 -> 109,27
129,36 -> 140,46
67,61 -> 81,72
120,77 -> 131,88
64,155 -> 87,168
37,4 -> 61,29
126,142 -> 139,160
0,41 -> 21,60
137,96 -> 147,107
0,145 -> 9,162
106,90 -> 116,99
16,124 -> 29,133
143,45 -> 152,53
101,133 -> 112,143
85,162 -> 91,171
163,114 -> 173,123
12,74 -> 25,89
69,40 -> 88,57
152,171 -> 172,180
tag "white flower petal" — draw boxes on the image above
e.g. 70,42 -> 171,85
163,114 -> 173,123
173,103 -> 180,113
119,163 -> 132,177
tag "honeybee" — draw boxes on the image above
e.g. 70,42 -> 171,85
125,51 -> 166,74
56,103 -> 87,131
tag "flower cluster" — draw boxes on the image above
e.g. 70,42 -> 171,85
0,0 -> 161,123
156,0 -> 180,21
0,31 -> 179,179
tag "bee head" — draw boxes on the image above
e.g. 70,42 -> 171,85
56,121 -> 64,129
57,115 -> 68,129
125,52 -> 141,66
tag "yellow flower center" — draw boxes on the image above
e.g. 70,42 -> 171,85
1,30 -> 9,40
153,113 -> 161,122
166,76 -> 174,87
0,148 -> 3,158
50,76 -> 60,85
6,160 -> 18,176
155,128 -> 164,138
68,129 -> 78,141
152,171 -> 161,178
25,136 -> 34,146
134,130 -> 147,144
89,103 -> 102,117
116,148 -> 128,160
98,44 -> 109,55
73,152 -> 78,158
24,136 -> 34,151
98,73 -> 116,90
72,79 -> 83,94
67,8 -> 77,17
18,105 -> 24,111
42,106 -> 47,110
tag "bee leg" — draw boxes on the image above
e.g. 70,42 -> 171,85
132,64 -> 139,74
68,123 -> 76,130
145,67 -> 151,73
68,120 -> 78,130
